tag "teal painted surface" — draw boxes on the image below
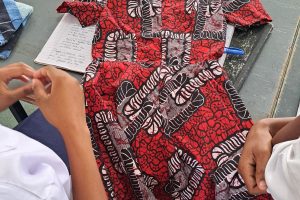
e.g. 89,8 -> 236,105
0,0 -> 69,127
0,101 -> 36,128
0,0 -> 82,80
240,0 -> 300,121
0,109 -> 18,128
273,26 -> 300,117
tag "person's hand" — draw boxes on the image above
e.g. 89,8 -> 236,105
33,66 -> 108,200
239,119 -> 273,195
0,63 -> 34,111
32,66 -> 87,136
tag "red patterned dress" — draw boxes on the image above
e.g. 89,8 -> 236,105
58,0 -> 272,199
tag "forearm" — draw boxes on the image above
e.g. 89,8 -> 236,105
271,116 -> 300,146
62,126 -> 107,200
262,117 -> 295,136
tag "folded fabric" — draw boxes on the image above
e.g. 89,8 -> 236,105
0,0 -> 33,59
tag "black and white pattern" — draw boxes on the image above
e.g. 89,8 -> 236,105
115,60 -> 223,139
127,0 -> 162,38
100,164 -> 117,199
185,0 -> 198,14
79,0 -> 107,6
87,116 -> 101,159
94,110 -> 157,199
84,58 -> 103,82
193,0 -> 227,40
165,148 -> 205,199
211,130 -> 247,166
224,80 -> 251,120
210,130 -> 253,200
161,31 -> 192,67
95,111 -> 124,173
93,21 -> 102,45
104,30 -> 137,62
222,0 -> 250,13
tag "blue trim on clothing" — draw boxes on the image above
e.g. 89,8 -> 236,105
0,34 -> 5,46
0,50 -> 11,59
0,0 -> 33,59
2,0 -> 22,30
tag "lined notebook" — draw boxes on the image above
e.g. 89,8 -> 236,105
35,14 -> 95,73
35,14 -> 234,73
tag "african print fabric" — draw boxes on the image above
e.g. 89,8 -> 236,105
58,0 -> 272,199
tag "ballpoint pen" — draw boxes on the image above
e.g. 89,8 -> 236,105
224,47 -> 245,55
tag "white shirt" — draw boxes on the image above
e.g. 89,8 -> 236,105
265,137 -> 300,200
0,124 -> 72,200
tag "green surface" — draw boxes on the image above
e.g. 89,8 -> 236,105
0,109 -> 18,128
0,0 -> 65,128
273,20 -> 300,117
0,101 -> 36,128
224,23 -> 273,91
240,1 -> 300,121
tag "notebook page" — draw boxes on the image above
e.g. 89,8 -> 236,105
35,14 -> 95,73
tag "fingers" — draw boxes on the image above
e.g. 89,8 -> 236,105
3,62 -> 34,83
34,66 -> 53,79
254,147 -> 271,192
239,154 -> 270,195
239,153 -> 259,194
32,79 -> 48,103
239,149 -> 269,195
34,66 -> 66,80
5,82 -> 33,103
16,75 -> 31,83
34,66 -> 70,87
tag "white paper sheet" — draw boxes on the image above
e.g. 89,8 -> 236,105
218,24 -> 235,66
35,14 -> 95,73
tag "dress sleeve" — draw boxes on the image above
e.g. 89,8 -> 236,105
57,1 -> 103,27
265,138 -> 300,200
223,0 -> 272,27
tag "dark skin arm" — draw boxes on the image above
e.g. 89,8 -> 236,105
32,67 -> 108,200
0,63 -> 108,200
272,116 -> 300,145
239,117 -> 295,195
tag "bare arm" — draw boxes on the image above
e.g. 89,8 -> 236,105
238,117 -> 295,195
267,117 -> 295,136
62,126 -> 106,200
32,67 -> 107,200
271,116 -> 300,145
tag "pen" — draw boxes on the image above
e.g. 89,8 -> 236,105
224,47 -> 245,55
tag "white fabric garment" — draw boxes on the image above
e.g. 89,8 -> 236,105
265,137 -> 300,200
0,124 -> 72,200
